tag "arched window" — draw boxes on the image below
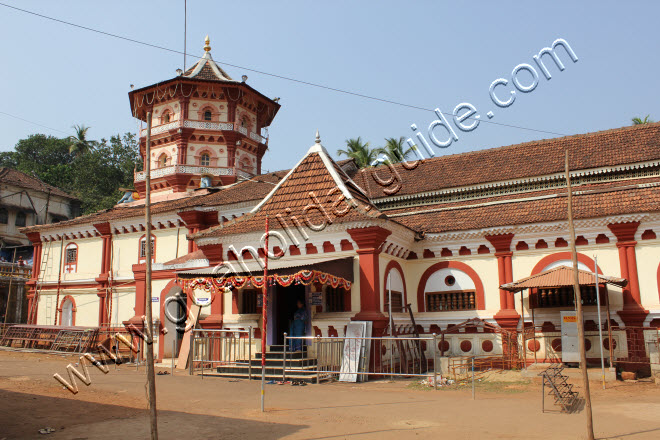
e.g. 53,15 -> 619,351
64,243 -> 78,273
15,211 -> 26,227
417,262 -> 485,312
240,117 -> 248,128
0,208 -> 8,224
163,112 -> 171,123
200,153 -> 210,166
158,153 -> 168,168
204,110 -> 212,121
139,235 -> 156,263
60,297 -> 75,326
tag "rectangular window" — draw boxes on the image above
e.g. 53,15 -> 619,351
534,285 -> 597,308
240,289 -> 258,314
384,291 -> 404,313
140,238 -> 155,259
426,291 -> 476,312
325,287 -> 345,313
66,247 -> 77,264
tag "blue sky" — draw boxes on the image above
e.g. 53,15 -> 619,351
1,1 -> 658,173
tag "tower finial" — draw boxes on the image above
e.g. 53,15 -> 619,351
204,35 -> 211,52
315,129 -> 321,144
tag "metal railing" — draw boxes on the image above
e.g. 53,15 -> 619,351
140,119 -> 267,143
189,328 -> 253,377
283,334 -> 437,384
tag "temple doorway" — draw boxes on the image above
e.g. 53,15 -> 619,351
271,283 -> 307,346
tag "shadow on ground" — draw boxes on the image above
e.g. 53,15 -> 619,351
0,389 -> 306,440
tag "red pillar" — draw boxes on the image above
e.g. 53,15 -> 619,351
608,222 -> 648,327
485,233 -> 520,330
124,263 -> 147,329
94,223 -> 113,328
347,226 -> 392,335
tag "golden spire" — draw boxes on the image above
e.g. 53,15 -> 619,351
204,35 -> 211,52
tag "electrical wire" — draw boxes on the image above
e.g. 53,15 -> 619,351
0,2 -> 567,137
0,110 -> 68,135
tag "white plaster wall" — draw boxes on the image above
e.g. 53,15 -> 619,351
636,239 -> 660,308
41,238 -> 102,282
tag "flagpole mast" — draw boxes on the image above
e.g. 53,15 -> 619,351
144,111 -> 159,439
261,215 -> 269,412
566,149 -> 594,440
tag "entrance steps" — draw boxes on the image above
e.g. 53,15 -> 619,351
206,346 -> 324,383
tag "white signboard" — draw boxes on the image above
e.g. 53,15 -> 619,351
339,322 -> 366,382
561,311 -> 579,363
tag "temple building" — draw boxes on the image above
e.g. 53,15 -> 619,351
20,37 -> 660,372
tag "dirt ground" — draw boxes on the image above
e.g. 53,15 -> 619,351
1,350 -> 659,440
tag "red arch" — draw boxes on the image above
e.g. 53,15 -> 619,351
531,251 -> 602,276
158,279 -> 182,361
417,261 -> 485,312
58,295 -> 77,326
383,260 -> 408,312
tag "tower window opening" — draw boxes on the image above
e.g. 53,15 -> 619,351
158,153 -> 168,168
163,112 -> 171,123
204,110 -> 212,121
200,153 -> 210,166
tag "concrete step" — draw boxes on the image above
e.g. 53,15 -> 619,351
202,371 -> 324,383
217,364 -> 319,376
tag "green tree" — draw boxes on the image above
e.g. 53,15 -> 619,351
1,131 -> 141,215
337,137 -> 377,168
68,124 -> 96,156
632,115 -> 653,125
375,136 -> 414,163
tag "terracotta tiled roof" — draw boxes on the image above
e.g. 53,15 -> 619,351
20,172 -> 287,233
193,144 -> 384,240
354,122 -> 660,200
0,168 -> 77,200
500,266 -> 627,292
390,180 -> 660,234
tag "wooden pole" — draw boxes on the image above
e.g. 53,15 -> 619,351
565,149 -> 595,440
520,290 -> 526,369
594,256 -> 606,390
3,248 -> 17,324
261,215 -> 269,412
604,285 -> 614,368
144,111 -> 159,440
531,290 -> 538,365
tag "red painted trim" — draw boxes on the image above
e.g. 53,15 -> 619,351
417,261 -> 485,312
383,260 -> 408,311
58,295 -> 77,326
531,251 -> 601,275
64,242 -> 78,274
158,279 -> 181,360
138,234 -> 156,264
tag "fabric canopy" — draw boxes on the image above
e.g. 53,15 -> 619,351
500,265 -> 627,293
177,256 -> 354,291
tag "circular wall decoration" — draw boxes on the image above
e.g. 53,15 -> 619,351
460,340 -> 472,352
445,275 -> 456,286
438,340 -> 450,353
551,338 -> 562,352
584,338 -> 592,351
527,340 -> 541,352
603,338 -> 616,351
482,340 -> 494,352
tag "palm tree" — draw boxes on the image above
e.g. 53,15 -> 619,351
376,136 -> 414,163
68,125 -> 96,156
337,137 -> 377,168
632,115 -> 653,125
